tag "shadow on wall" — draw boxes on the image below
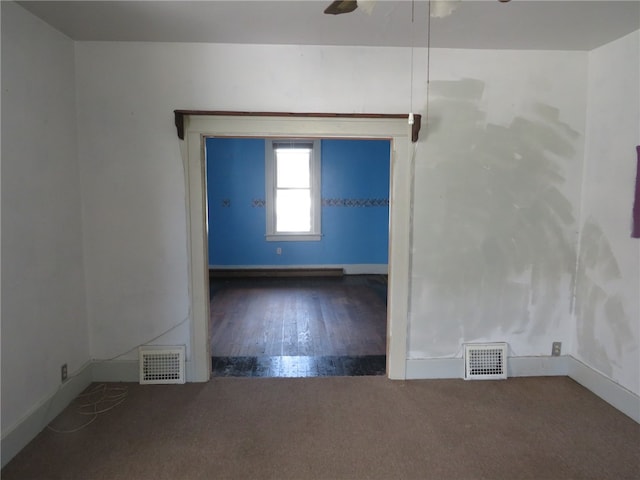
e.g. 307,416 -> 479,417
575,220 -> 632,377
413,78 -> 580,354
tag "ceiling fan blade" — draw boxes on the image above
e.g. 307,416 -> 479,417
324,0 -> 358,15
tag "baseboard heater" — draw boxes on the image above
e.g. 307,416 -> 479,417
209,268 -> 344,278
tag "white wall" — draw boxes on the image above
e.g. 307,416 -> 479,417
2,1 -> 637,464
74,41 -> 588,366
1,1 -> 89,433
409,49 -> 587,359
74,42 -> 414,362
577,30 -> 640,396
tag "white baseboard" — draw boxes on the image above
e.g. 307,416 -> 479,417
567,357 -> 640,423
343,264 -> 388,275
209,264 -> 388,275
405,358 -> 464,379
405,355 -> 569,380
1,361 -> 93,468
508,355 -> 569,377
91,359 -> 195,383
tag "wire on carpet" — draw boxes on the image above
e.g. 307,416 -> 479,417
47,383 -> 128,434
45,312 -> 188,433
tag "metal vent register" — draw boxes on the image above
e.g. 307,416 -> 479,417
139,346 -> 185,384
464,343 -> 507,380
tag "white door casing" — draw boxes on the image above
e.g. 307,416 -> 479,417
180,114 -> 413,381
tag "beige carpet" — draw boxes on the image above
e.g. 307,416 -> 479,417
2,376 -> 639,480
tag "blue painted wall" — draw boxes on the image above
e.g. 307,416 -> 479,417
206,137 -> 390,267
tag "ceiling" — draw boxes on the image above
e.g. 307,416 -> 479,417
17,0 -> 640,51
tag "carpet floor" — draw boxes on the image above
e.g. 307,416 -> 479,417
2,376 -> 639,480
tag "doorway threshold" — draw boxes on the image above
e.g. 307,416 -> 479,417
211,355 -> 386,378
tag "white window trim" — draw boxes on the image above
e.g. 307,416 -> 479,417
265,139 -> 321,241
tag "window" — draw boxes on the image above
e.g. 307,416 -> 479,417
265,139 -> 321,241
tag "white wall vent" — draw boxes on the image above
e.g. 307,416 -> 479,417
464,342 -> 508,380
139,346 -> 186,384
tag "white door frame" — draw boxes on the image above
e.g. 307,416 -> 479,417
180,114 -> 413,382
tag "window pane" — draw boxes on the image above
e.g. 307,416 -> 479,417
276,189 -> 311,232
276,149 -> 310,188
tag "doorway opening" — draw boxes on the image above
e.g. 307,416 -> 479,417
205,137 -> 391,377
180,113 -> 412,382
209,275 -> 388,377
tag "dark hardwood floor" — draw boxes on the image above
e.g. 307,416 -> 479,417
209,275 -> 387,377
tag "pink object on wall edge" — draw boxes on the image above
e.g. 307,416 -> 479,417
633,146 -> 640,238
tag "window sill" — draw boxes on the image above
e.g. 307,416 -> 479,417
266,234 -> 322,242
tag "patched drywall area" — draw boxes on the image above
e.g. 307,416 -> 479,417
409,64 -> 586,358
575,221 -> 632,378
577,30 -> 640,395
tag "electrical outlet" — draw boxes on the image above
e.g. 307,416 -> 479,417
61,364 -> 68,382
552,342 -> 562,357
276,247 -> 282,255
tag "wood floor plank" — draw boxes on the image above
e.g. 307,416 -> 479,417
210,275 -> 387,357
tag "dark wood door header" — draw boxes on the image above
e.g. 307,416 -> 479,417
173,110 -> 421,143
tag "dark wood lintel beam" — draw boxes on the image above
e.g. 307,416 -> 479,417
173,110 -> 422,142
412,114 -> 422,143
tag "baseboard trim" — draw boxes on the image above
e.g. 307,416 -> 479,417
342,265 -> 388,275
405,358 -> 463,379
405,356 -> 569,380
508,355 -> 569,377
91,359 -> 196,383
1,361 -> 93,468
210,268 -> 344,278
209,264 -> 388,276
567,357 -> 640,423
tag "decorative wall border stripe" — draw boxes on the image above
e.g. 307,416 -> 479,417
247,198 -> 389,208
322,198 -> 389,207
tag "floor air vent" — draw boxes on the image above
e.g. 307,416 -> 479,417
464,343 -> 507,380
139,346 -> 186,384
